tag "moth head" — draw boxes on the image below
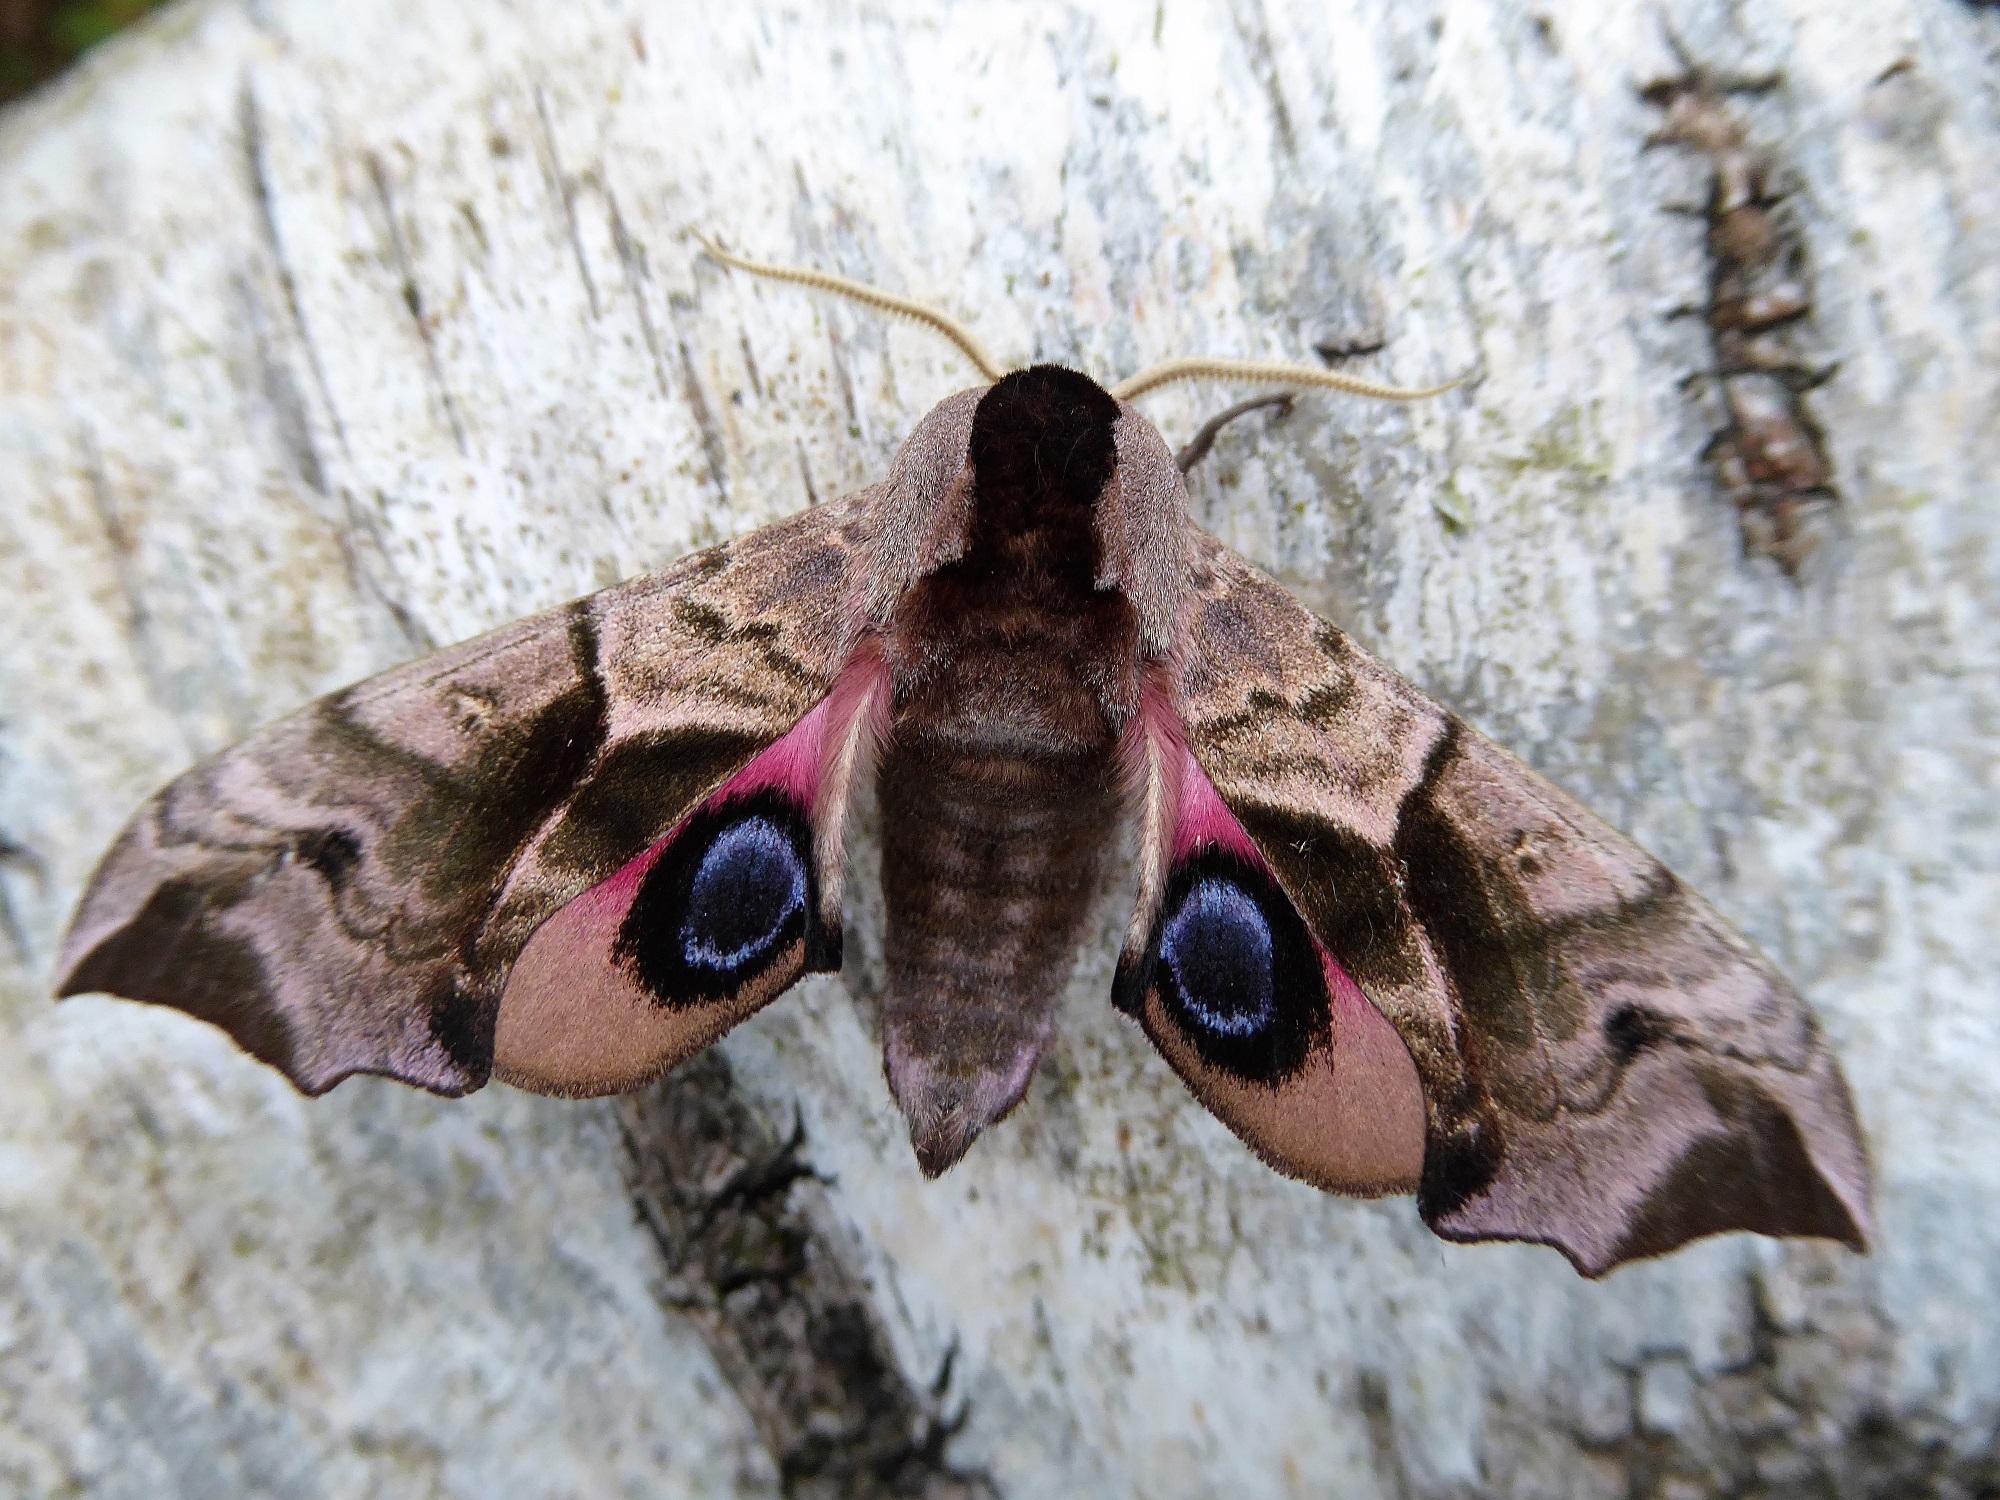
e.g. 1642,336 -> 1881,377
701,236 -> 1464,644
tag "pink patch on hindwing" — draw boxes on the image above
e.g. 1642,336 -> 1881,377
1169,739 -> 1265,865
1131,712 -> 1427,1193
492,671 -> 876,1097
1164,741 -> 1378,1027
709,694 -> 837,809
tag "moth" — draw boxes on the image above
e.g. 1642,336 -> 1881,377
57,244 -> 1870,1277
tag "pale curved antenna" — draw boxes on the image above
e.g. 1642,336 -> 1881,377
1110,355 -> 1466,403
695,234 -> 1008,384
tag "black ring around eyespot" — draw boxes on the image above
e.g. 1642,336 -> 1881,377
1147,848 -> 1327,1085
615,789 -> 822,1007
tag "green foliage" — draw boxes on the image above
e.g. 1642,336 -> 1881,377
1,0 -> 170,106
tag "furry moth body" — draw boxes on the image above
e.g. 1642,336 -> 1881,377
58,362 -> 1870,1276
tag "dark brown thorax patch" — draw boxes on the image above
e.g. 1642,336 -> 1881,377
885,365 -> 1141,752
962,364 -> 1123,585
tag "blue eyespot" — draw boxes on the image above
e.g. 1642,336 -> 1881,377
1158,877 -> 1275,1039
680,817 -> 807,974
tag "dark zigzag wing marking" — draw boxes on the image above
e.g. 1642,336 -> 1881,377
59,494 -> 873,1098
1175,531 -> 1869,1273
486,506 -> 875,940
1178,539 -> 1478,1167
60,600 -> 610,1093
1394,726 -> 1868,1269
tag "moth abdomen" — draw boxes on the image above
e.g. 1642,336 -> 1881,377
876,759 -> 1120,1175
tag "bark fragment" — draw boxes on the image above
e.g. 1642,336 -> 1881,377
1642,51 -> 1840,577
617,1052 -> 999,1500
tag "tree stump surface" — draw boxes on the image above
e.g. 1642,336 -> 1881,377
2,2 -> 1996,1496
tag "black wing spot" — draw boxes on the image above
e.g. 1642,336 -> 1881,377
294,828 -> 362,890
1605,1004 -> 1669,1061
1418,1114 -> 1503,1224
616,790 -> 823,1006
1141,848 -> 1326,1085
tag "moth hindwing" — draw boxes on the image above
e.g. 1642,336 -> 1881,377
60,363 -> 1870,1275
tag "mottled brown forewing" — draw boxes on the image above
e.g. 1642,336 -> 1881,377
1174,533 -> 1870,1274
58,491 -> 875,1097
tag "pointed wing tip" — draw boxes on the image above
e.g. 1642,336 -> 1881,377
1428,1114 -> 1877,1279
49,918 -> 371,1101
1819,1177 -> 1874,1258
51,921 -> 139,1005
1458,1213 -> 1875,1282
1811,1114 -> 1876,1256
53,881 -> 130,1001
52,952 -> 92,1003
51,908 -> 134,1004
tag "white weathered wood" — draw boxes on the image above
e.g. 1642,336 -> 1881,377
2,0 -> 1996,1494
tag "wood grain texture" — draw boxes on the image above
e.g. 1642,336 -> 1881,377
6,1 -> 1997,1496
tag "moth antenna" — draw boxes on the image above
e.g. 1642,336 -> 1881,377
1110,355 -> 1469,404
694,234 -> 1008,383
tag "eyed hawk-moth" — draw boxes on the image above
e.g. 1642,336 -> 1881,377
56,327 -> 1870,1278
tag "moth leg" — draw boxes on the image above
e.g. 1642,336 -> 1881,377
1174,392 -> 1296,473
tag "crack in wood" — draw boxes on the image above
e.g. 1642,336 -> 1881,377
365,153 -> 468,457
608,191 -> 673,399
618,1051 -> 1000,1500
238,78 -> 430,655
533,84 -> 602,321
785,175 -> 871,442
1230,0 -> 1297,158
238,75 -> 351,461
0,830 -> 44,962
669,289 -> 732,500
74,429 -> 189,738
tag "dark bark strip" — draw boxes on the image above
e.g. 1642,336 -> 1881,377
669,289 -> 731,499
0,830 -> 42,961
240,79 -> 440,659
1642,46 -> 1840,577
608,190 -> 673,399
238,76 -> 351,460
617,1052 -> 1001,1500
1479,1246 -> 2000,1499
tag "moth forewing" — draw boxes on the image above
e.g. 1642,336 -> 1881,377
57,280 -> 1871,1275
58,493 -> 871,1099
